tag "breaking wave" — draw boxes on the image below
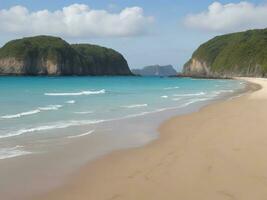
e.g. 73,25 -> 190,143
44,89 -> 105,96
0,120 -> 104,139
122,104 -> 148,108
67,130 -> 95,139
1,105 -> 63,119
0,146 -> 31,160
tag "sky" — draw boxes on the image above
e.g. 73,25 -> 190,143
0,0 -> 267,71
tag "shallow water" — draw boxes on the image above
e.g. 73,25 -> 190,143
0,76 -> 245,160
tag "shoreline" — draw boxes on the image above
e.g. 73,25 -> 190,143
33,78 -> 264,200
0,78 -> 246,200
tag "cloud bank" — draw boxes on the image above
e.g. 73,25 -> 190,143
0,4 -> 153,38
184,1 -> 267,33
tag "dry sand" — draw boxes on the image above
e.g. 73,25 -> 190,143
36,78 -> 267,200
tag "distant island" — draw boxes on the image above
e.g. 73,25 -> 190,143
183,28 -> 267,78
0,36 -> 132,76
132,65 -> 177,76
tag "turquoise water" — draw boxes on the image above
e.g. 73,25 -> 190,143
0,76 -> 245,159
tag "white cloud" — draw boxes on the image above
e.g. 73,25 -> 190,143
0,4 -> 153,38
184,1 -> 267,33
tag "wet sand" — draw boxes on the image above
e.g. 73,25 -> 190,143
36,78 -> 267,200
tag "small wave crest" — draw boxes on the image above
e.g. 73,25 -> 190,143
0,146 -> 31,160
45,89 -> 105,96
74,111 -> 94,114
172,98 -> 181,101
66,100 -> 76,104
0,120 -> 104,139
164,86 -> 180,90
213,90 -> 234,95
179,97 -> 211,107
1,105 -> 63,119
161,95 -> 168,98
38,105 -> 63,111
67,130 -> 95,139
1,109 -> 41,119
122,104 -> 148,108
173,92 -> 206,97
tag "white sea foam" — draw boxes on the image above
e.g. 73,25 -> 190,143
0,95 -> 215,140
179,97 -> 211,107
129,97 -> 212,117
1,105 -> 63,119
1,109 -> 41,119
38,105 -> 63,111
45,89 -> 105,96
212,90 -> 234,95
74,111 -> 94,114
173,92 -> 206,97
122,104 -> 148,108
0,120 -> 104,139
67,130 -> 95,139
112,97 -> 214,120
0,146 -> 31,160
172,98 -> 181,101
66,100 -> 76,104
161,95 -> 168,98
164,86 -> 180,90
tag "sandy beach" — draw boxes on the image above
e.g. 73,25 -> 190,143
35,78 -> 267,200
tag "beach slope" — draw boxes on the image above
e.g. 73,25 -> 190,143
38,78 -> 267,200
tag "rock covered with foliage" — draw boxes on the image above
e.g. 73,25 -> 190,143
184,28 -> 267,78
0,36 -> 132,76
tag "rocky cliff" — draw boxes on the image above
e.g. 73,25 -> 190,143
183,28 -> 267,78
0,36 -> 132,76
132,65 -> 177,76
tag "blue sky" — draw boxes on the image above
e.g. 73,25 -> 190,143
0,0 -> 267,71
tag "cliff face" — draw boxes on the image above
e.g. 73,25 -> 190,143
132,65 -> 177,76
183,28 -> 267,78
0,36 -> 132,76
183,59 -> 210,77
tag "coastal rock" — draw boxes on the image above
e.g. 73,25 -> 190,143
0,36 -> 132,76
71,44 -> 131,75
183,59 -> 210,77
132,65 -> 177,76
183,28 -> 267,78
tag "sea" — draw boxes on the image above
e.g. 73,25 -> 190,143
0,76 -> 246,161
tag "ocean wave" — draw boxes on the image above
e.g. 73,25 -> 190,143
1,109 -> 41,119
66,100 -> 76,104
122,107 -> 180,119
1,105 -> 63,119
213,90 -> 234,95
161,95 -> 168,98
178,97 -> 212,107
122,104 -> 148,108
0,146 -> 31,160
44,89 -> 105,96
0,96 -> 215,140
67,130 -> 95,139
173,92 -> 206,97
172,98 -> 181,101
0,120 -> 104,139
74,111 -> 94,114
164,86 -> 180,90
38,105 -> 63,111
128,98 -> 213,117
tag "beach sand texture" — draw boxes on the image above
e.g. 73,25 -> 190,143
37,78 -> 267,200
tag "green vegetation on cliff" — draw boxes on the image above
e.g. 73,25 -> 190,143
0,35 -> 131,76
185,28 -> 267,77
71,44 -> 130,75
0,36 -> 77,61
